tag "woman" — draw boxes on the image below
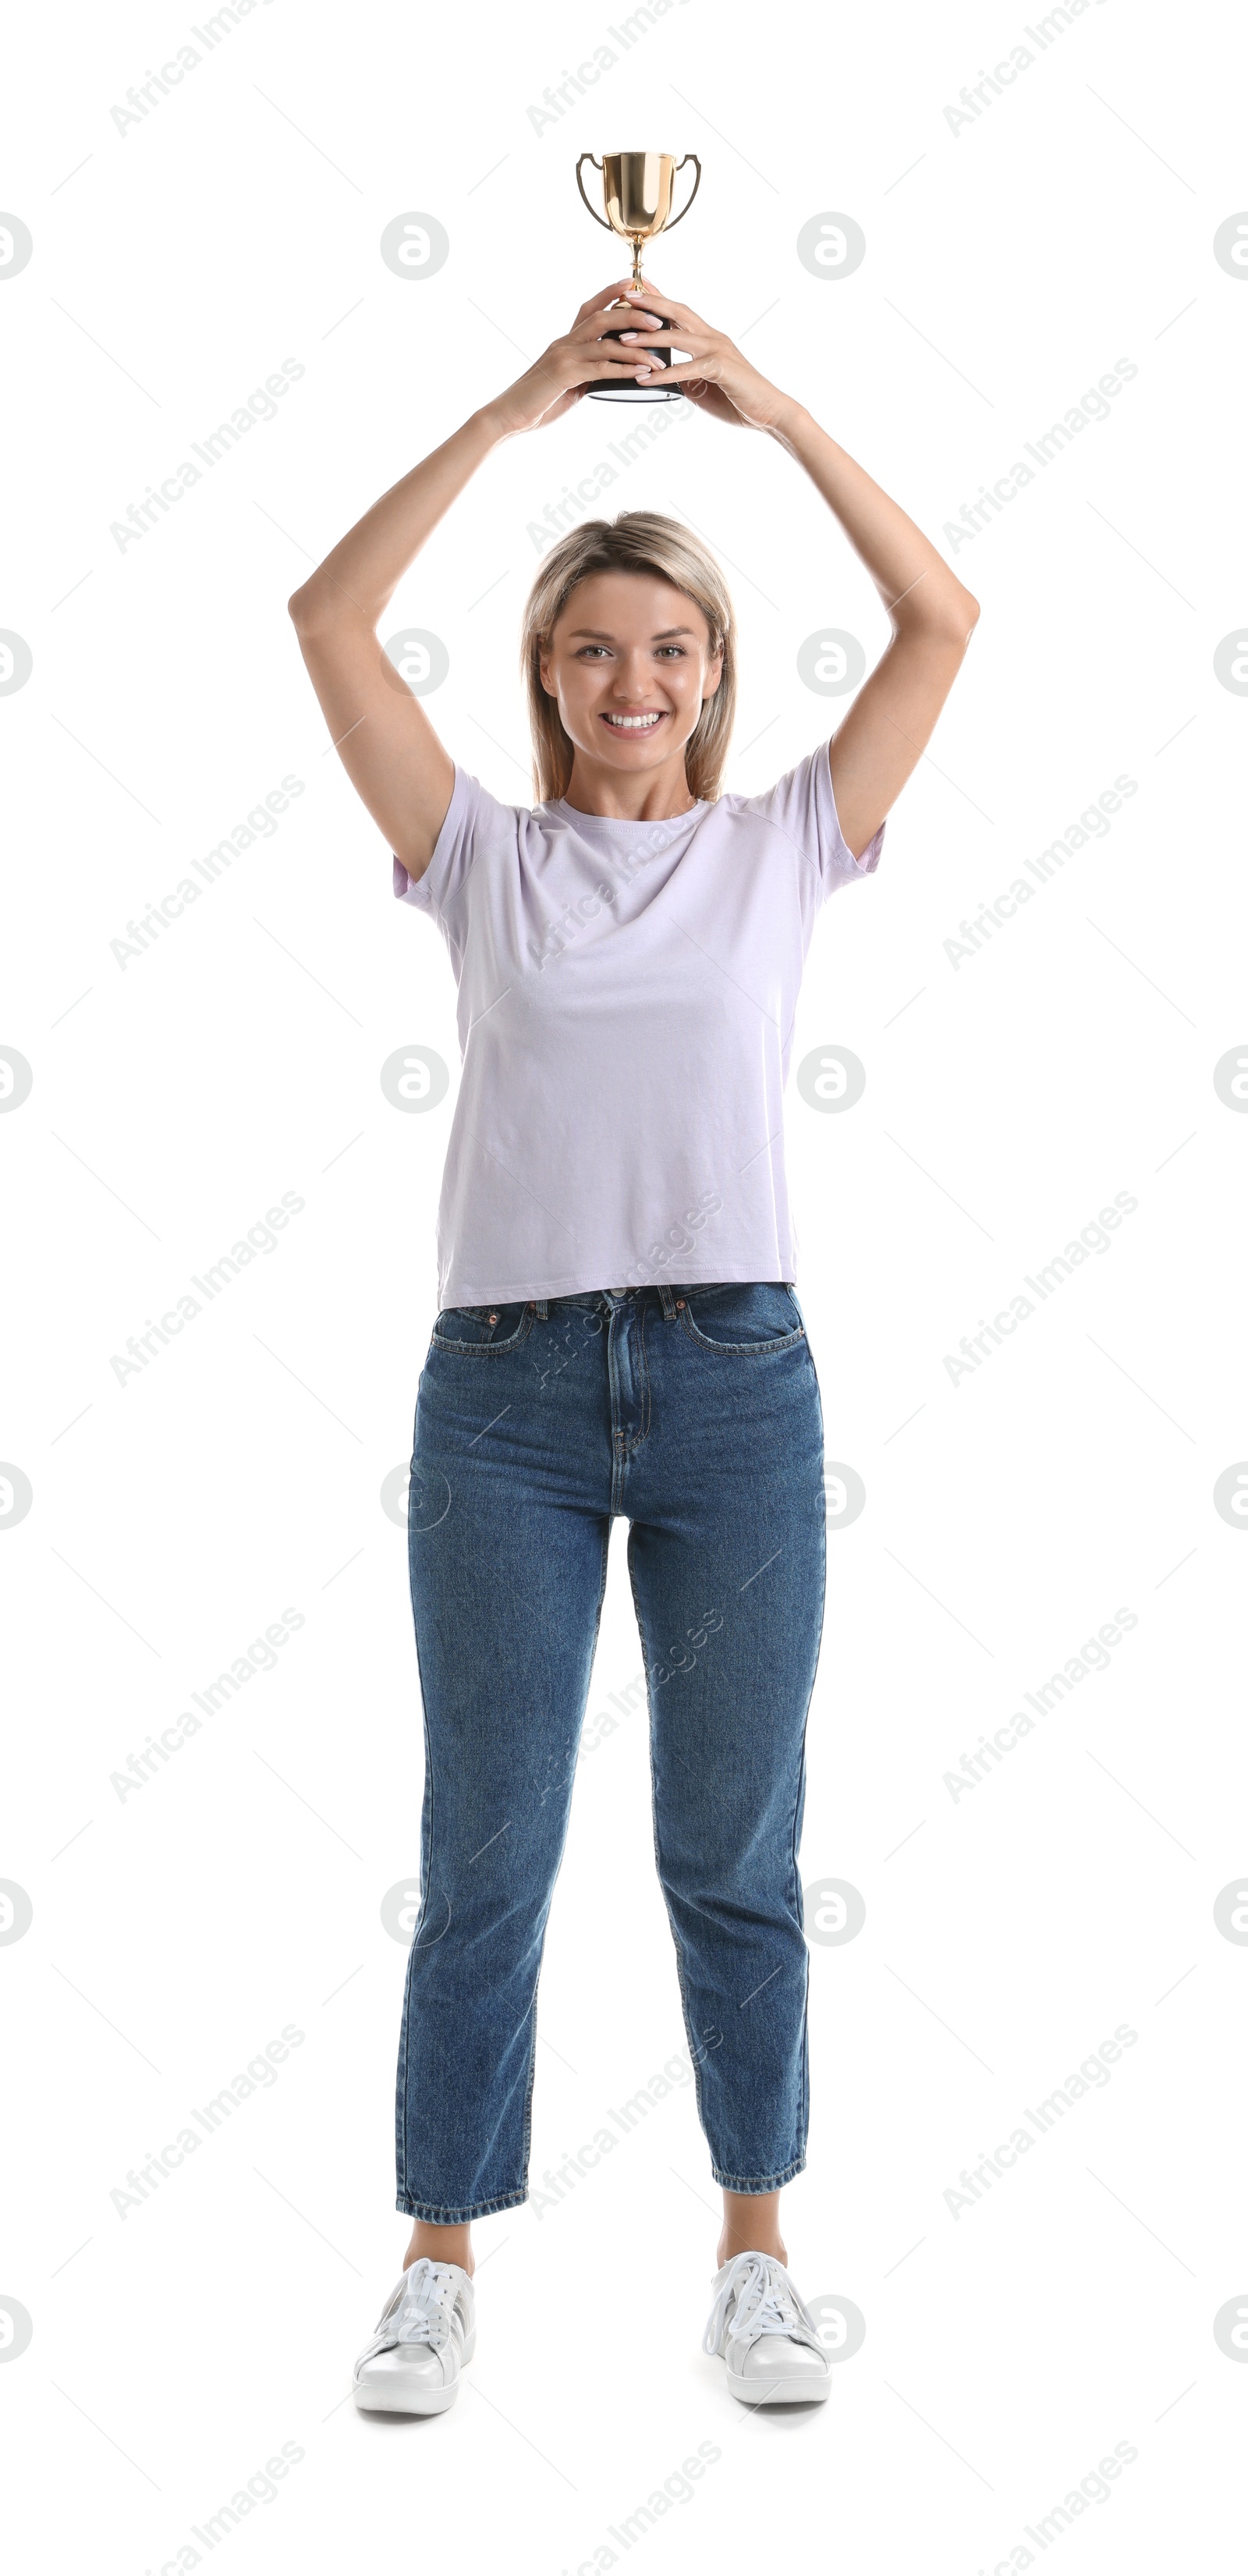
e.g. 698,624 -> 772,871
289,275 -> 978,2415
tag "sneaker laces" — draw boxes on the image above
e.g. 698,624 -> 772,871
370,2259 -> 459,2358
703,2252 -> 824,2358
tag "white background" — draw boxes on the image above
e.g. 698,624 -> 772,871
3,1 -> 1247,2568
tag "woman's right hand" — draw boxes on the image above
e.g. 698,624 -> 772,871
482,282 -> 665,434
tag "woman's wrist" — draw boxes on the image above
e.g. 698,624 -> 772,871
474,392 -> 530,444
472,396 -> 508,442
460,396 -> 509,448
761,394 -> 814,452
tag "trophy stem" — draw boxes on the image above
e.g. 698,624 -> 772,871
630,236 -> 644,289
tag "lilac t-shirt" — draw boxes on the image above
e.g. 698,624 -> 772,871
392,746 -> 884,1308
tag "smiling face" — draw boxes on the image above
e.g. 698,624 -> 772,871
538,569 -> 723,802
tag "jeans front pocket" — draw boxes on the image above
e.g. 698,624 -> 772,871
675,1282 -> 806,1356
431,1301 -> 536,1356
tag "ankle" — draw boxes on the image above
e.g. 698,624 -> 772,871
404,2224 -> 474,2277
718,2187 -> 785,2273
717,2234 -> 787,2270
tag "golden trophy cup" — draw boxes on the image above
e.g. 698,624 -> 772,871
574,150 -> 701,402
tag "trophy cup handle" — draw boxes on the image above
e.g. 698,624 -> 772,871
664,153 -> 702,230
576,154 -> 613,229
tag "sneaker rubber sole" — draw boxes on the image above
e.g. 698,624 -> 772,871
725,2358 -> 831,2405
353,2321 -> 477,2415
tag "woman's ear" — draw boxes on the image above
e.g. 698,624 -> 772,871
537,651 -> 556,700
703,646 -> 725,703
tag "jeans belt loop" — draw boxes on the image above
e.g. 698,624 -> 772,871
658,1283 -> 677,1320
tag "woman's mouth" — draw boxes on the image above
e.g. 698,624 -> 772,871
600,710 -> 668,733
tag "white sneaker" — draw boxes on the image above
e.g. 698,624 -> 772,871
703,2251 -> 831,2405
352,2258 -> 476,2415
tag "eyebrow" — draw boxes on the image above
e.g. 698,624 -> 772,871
565,625 -> 699,640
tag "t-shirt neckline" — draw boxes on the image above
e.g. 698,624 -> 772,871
550,796 -> 707,832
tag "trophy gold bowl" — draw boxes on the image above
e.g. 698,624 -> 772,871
575,151 -> 701,403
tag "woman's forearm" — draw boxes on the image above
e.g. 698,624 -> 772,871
766,399 -> 977,638
289,403 -> 508,635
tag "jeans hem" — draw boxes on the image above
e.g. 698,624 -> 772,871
709,2156 -> 807,2193
395,2187 -> 528,2222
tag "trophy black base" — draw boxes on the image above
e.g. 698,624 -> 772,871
587,332 -> 677,402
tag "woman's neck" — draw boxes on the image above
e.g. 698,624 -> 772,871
559,751 -> 700,821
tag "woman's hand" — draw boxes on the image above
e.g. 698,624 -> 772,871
482,281 -> 674,435
613,283 -> 796,432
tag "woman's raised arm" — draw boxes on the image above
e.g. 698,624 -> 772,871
609,282 -> 981,862
768,410 -> 980,862
289,413 -> 488,881
288,282 -> 665,881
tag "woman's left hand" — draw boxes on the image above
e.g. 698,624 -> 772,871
615,285 -> 794,431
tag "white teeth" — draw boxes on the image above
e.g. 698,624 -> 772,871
604,712 -> 665,729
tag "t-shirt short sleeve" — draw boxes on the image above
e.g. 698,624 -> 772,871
741,743 -> 885,898
392,765 -> 516,920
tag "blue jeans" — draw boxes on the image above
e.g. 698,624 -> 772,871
395,1280 -> 827,2221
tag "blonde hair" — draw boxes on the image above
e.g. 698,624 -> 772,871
520,510 -> 737,805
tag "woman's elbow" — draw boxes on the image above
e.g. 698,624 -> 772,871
951,586 -> 980,637
924,589 -> 980,653
287,581 -> 321,633
289,578 -> 371,641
